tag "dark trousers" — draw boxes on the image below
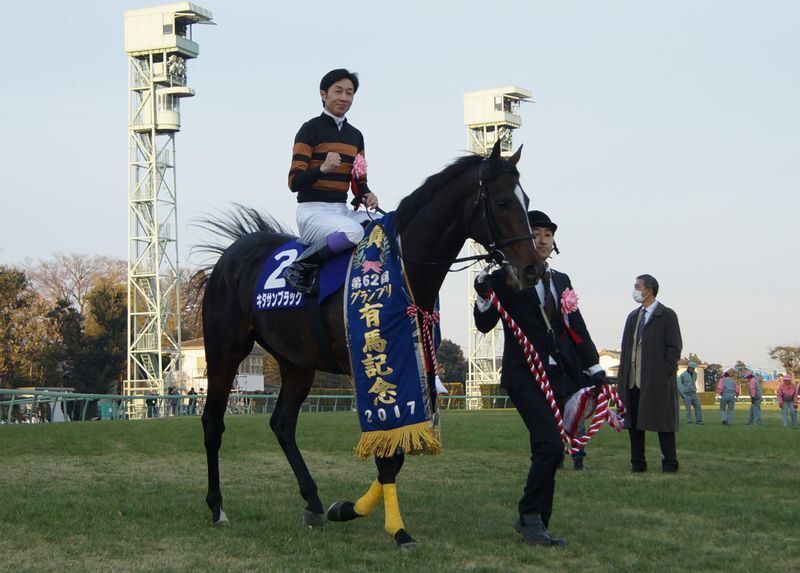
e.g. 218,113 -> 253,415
627,386 -> 678,471
506,368 -> 565,527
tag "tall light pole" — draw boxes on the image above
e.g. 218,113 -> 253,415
123,3 -> 214,416
463,86 -> 532,409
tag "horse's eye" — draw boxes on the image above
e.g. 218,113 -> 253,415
495,200 -> 509,209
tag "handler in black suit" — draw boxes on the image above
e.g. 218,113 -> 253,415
617,274 -> 682,473
473,210 -> 607,546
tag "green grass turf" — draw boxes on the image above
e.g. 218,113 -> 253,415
1,406 -> 798,572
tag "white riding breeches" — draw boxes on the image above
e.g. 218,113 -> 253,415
296,201 -> 372,246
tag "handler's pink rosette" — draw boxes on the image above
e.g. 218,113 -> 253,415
560,288 -> 579,315
560,288 -> 583,345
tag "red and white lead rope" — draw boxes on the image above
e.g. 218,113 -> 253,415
406,305 -> 441,377
487,290 -> 626,454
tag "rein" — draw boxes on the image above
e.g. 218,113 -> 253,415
486,289 -> 626,454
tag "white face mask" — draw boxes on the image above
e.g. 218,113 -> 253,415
632,290 -> 646,304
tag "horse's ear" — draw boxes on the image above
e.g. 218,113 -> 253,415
488,139 -> 502,163
509,145 -> 523,166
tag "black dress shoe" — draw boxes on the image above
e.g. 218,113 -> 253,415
629,465 -> 647,473
662,461 -> 679,473
514,514 -> 566,546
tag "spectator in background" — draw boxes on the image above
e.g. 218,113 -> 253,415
776,374 -> 798,427
716,370 -> 739,425
146,393 -> 156,419
616,274 -> 683,473
745,371 -> 763,426
167,386 -> 178,416
678,361 -> 704,424
188,387 -> 198,415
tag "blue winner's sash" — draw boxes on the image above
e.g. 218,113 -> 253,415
345,213 -> 441,459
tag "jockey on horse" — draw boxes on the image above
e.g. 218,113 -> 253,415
284,68 -> 381,293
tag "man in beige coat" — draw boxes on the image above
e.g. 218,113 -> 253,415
616,274 -> 683,473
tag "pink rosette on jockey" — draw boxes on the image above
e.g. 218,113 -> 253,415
352,153 -> 368,179
350,153 -> 368,208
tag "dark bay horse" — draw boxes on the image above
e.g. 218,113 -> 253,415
200,141 -> 542,546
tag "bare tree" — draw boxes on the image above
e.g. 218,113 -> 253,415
96,256 -> 127,286
26,253 -> 126,315
180,268 -> 207,340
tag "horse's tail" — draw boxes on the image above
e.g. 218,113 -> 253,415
191,203 -> 293,295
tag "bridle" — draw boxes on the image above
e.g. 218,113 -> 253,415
397,157 -> 537,268
470,159 -> 537,265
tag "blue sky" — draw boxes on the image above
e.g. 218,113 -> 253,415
1,1 -> 798,370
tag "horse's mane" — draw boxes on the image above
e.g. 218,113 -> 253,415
394,154 -> 483,235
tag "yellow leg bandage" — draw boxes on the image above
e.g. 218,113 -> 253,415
353,480 -> 383,517
382,483 -> 405,536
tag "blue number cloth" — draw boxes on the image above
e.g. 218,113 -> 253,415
252,240 -> 352,312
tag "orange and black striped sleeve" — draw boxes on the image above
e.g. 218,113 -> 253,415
288,122 -> 320,192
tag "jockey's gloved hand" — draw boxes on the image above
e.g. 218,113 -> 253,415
474,269 -> 493,299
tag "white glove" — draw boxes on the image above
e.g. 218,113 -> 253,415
435,375 -> 449,395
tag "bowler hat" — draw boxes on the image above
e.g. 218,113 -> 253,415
528,210 -> 557,233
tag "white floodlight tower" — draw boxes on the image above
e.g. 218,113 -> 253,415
463,86 -> 532,409
123,3 -> 213,415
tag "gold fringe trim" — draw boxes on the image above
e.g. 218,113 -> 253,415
354,421 -> 441,459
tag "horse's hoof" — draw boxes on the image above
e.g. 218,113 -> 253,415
303,509 -> 326,529
214,509 -> 229,526
327,501 -> 359,522
394,529 -> 417,549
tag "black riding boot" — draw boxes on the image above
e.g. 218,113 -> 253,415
284,239 -> 335,294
